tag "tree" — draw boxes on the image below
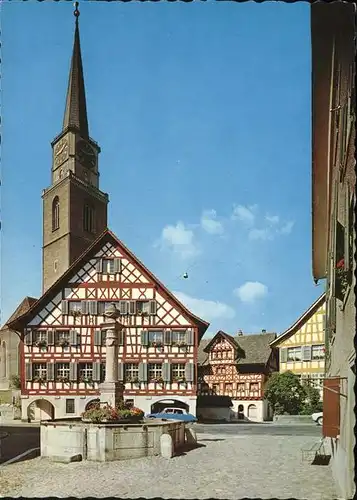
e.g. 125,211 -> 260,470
264,371 -> 307,415
300,381 -> 323,415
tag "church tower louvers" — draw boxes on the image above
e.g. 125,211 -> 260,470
42,7 -> 109,293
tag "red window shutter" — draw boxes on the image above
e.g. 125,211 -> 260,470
322,377 -> 340,438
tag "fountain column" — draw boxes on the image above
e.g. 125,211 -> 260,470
99,305 -> 124,408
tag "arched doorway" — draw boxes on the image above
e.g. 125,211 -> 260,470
238,404 -> 244,420
150,399 -> 189,414
247,404 -> 257,420
27,399 -> 55,421
85,399 -> 100,411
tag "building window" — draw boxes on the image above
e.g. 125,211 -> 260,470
148,330 -> 163,344
33,330 -> 47,345
250,382 -> 259,392
136,301 -> 151,315
78,363 -> 93,382
52,196 -> 60,231
98,301 -> 117,315
66,399 -> 75,414
172,363 -> 185,381
33,363 -> 47,381
125,363 -> 139,382
100,363 -> 106,383
54,260 -> 58,273
312,344 -> 325,360
212,384 -> 220,395
287,347 -> 302,361
83,204 -> 95,233
225,383 -> 233,393
102,259 -> 115,274
55,330 -> 70,347
148,363 -> 162,382
172,330 -> 187,344
69,301 -> 82,314
56,363 -> 70,381
237,383 -> 245,393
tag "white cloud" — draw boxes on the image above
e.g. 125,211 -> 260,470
158,221 -> 200,259
279,221 -> 295,235
248,228 -> 273,241
200,209 -> 224,235
265,214 -> 280,224
233,281 -> 268,304
231,204 -> 257,225
173,291 -> 235,321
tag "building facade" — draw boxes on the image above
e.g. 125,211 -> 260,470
311,3 -> 356,499
9,230 -> 208,420
197,331 -> 278,422
3,10 -> 209,418
269,294 -> 326,399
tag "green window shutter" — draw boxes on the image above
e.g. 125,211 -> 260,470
118,362 -> 124,381
302,345 -> 312,361
119,301 -> 128,315
94,329 -> 102,346
89,301 -> 98,315
141,330 -> 148,346
149,300 -> 157,316
81,300 -> 89,315
61,300 -> 69,315
186,329 -> 194,346
162,363 -> 171,383
70,329 -> 78,346
25,363 -> 33,381
139,363 -> 148,382
128,301 -> 136,315
164,330 -> 172,345
92,362 -> 101,382
280,348 -> 288,363
113,258 -> 122,274
118,329 -> 124,346
46,363 -> 54,381
47,329 -> 54,346
70,363 -> 78,382
185,362 -> 194,383
25,329 -> 33,346
96,259 -> 103,273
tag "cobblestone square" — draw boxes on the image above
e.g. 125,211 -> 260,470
0,434 -> 337,499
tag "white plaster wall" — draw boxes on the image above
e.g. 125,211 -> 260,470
21,395 -> 101,421
231,400 -> 266,422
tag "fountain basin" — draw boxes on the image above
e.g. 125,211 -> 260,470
40,418 -> 185,462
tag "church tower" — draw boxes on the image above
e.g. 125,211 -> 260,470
42,5 -> 108,293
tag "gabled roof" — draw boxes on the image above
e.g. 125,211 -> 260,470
269,293 -> 326,347
0,296 -> 38,332
198,331 -> 277,367
203,330 -> 238,352
8,229 -> 209,338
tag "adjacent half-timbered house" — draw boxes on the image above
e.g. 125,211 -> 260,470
197,330 -> 278,422
9,230 -> 209,420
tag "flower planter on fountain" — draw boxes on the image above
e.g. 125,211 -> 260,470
81,402 -> 145,424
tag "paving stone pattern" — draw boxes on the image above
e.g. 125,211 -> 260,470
0,434 -> 337,499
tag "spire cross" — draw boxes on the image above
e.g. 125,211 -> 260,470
74,2 -> 80,18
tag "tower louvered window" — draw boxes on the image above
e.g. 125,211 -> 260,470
83,204 -> 95,233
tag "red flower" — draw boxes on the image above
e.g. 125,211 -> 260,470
336,258 -> 345,269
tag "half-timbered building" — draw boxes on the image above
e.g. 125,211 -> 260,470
9,230 -> 209,420
197,330 -> 278,422
4,9 -> 209,420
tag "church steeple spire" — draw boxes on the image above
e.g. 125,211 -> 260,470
63,2 -> 89,139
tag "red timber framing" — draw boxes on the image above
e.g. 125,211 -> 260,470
198,332 -> 268,401
9,230 -> 209,400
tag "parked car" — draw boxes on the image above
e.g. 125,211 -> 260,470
145,407 -> 197,423
312,412 -> 323,426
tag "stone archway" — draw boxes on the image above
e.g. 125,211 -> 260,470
247,404 -> 257,420
27,399 -> 55,421
85,398 -> 100,411
150,399 -> 189,414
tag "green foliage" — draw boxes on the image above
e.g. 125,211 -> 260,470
300,382 -> 323,415
10,375 -> 21,389
264,371 -> 307,415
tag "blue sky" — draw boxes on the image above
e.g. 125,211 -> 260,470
1,1 -> 324,337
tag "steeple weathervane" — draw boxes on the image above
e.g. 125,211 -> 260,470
63,1 -> 89,139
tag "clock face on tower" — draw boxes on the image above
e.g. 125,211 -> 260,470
76,140 -> 96,169
54,138 -> 69,167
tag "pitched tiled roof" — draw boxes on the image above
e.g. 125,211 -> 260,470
198,331 -> 277,366
0,296 -> 38,331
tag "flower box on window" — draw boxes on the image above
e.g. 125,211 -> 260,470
35,340 -> 47,348
72,310 -> 82,317
79,376 -> 94,386
173,376 -> 187,384
149,341 -> 163,348
59,339 -> 70,348
57,376 -> 70,384
33,376 -> 47,384
335,258 -> 350,297
126,376 -> 140,384
150,376 -> 164,384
